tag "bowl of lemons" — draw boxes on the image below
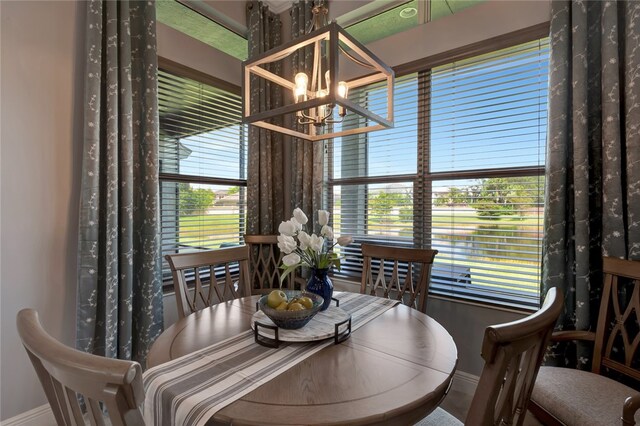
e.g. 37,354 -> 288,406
258,290 -> 324,329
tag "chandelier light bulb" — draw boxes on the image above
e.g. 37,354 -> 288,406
294,72 -> 308,89
294,86 -> 307,104
337,82 -> 348,98
294,72 -> 309,104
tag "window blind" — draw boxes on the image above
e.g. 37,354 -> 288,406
329,73 -> 419,276
328,38 -> 549,309
158,69 -> 247,278
426,39 -> 548,309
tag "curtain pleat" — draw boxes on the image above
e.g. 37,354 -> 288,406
543,0 -> 640,369
246,0 -> 285,234
290,0 -> 325,221
76,0 -> 163,367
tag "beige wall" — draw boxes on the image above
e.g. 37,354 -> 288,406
0,2 -> 241,421
0,0 -> 84,420
0,0 -> 547,420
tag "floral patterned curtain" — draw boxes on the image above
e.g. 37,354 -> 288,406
76,0 -> 163,367
543,0 -> 640,369
290,0 -> 325,216
246,1 -> 285,234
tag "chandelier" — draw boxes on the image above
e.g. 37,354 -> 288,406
242,2 -> 394,141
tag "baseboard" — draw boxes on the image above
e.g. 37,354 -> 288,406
452,370 -> 479,397
1,404 -> 55,426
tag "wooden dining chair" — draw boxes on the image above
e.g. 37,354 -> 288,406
529,257 -> 640,426
417,287 -> 564,426
17,309 -> 145,426
244,234 -> 304,293
360,243 -> 438,313
165,245 -> 251,319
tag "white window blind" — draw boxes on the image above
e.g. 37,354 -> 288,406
329,73 -> 419,276
159,68 -> 247,279
328,38 -> 549,309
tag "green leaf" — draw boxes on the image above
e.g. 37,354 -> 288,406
279,264 -> 300,285
333,258 -> 341,271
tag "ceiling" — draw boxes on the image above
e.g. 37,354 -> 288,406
157,0 -> 485,61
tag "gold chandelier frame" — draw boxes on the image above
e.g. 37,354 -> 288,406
242,22 -> 394,141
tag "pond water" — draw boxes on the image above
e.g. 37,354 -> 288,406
432,224 -> 542,263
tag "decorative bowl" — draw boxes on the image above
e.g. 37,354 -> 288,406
258,290 -> 324,329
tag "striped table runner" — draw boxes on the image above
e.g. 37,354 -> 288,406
143,293 -> 399,426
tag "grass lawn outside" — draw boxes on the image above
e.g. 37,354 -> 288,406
174,209 -> 542,298
332,209 -> 543,297
177,213 -> 244,248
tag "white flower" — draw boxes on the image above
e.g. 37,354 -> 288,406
292,208 -> 308,225
277,234 -> 297,254
309,234 -> 324,252
298,231 -> 311,250
321,225 -> 334,240
318,210 -> 330,226
278,220 -> 297,236
290,217 -> 303,232
282,252 -> 301,266
337,235 -> 353,246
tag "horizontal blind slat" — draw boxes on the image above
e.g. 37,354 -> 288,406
159,70 -> 247,279
328,38 -> 548,310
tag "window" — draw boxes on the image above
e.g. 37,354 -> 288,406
328,38 -> 549,309
159,65 -> 247,280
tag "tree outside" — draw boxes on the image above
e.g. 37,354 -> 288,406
433,177 -> 543,219
178,183 -> 215,216
369,191 -> 412,219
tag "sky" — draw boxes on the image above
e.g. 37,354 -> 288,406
332,39 -> 549,179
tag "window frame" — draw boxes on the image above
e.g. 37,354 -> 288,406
327,24 -> 549,311
158,58 -> 248,289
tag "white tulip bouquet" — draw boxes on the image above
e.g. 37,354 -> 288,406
278,208 -> 353,285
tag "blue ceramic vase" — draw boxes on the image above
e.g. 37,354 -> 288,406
306,268 -> 333,311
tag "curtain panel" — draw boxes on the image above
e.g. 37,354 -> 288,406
290,0 -> 325,221
543,0 -> 640,368
77,0 -> 163,367
246,1 -> 285,234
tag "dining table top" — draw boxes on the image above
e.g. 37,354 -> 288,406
147,293 -> 458,425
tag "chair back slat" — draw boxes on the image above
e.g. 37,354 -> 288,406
51,377 -> 73,424
592,257 -> 640,381
360,244 -> 438,313
466,288 -> 564,426
165,245 -> 251,318
86,398 -> 104,426
244,234 -> 302,293
17,309 -> 145,426
64,386 -> 85,424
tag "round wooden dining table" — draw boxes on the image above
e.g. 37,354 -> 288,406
147,293 -> 458,425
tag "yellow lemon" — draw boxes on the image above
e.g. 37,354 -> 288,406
287,302 -> 305,311
298,297 -> 313,309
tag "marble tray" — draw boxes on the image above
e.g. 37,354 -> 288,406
251,306 -> 351,342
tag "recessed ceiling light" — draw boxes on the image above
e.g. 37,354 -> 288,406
399,7 -> 417,19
